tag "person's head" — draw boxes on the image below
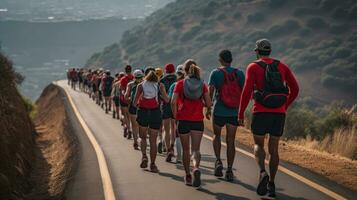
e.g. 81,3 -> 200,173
133,69 -> 144,82
145,70 -> 159,82
155,67 -> 163,79
254,38 -> 272,58
187,64 -> 201,80
183,59 -> 197,74
125,65 -> 132,74
89,69 -> 92,73
106,70 -> 110,76
119,72 -> 125,78
176,64 -> 185,80
115,73 -> 119,78
219,50 -> 233,66
144,67 -> 155,76
164,63 -> 175,74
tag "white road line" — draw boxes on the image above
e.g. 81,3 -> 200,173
202,134 -> 347,200
56,82 -> 116,200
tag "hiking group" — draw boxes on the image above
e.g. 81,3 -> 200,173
66,39 -> 299,198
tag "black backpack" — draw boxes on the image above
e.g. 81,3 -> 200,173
253,60 -> 289,108
160,74 -> 177,92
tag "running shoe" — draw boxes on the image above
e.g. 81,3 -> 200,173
112,111 -> 116,119
150,163 -> 159,173
214,160 -> 223,177
140,156 -> 148,168
268,181 -> 276,198
192,168 -> 201,187
184,174 -> 192,186
166,152 -> 174,163
158,141 -> 163,154
133,142 -> 139,150
124,128 -> 128,138
225,168 -> 234,182
105,108 -> 108,114
128,131 -> 132,139
257,170 -> 269,196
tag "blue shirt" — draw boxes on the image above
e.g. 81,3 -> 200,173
208,66 -> 245,117
168,82 -> 176,98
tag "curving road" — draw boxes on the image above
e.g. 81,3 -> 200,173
56,80 -> 354,200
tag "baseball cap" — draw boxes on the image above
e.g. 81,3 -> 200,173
164,63 -> 175,73
155,67 -> 163,78
176,65 -> 184,74
133,69 -> 144,78
254,38 -> 272,52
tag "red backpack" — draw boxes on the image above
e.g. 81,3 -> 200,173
219,68 -> 242,108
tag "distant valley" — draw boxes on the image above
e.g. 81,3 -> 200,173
0,19 -> 139,100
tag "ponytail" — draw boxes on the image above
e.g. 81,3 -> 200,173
188,64 -> 201,80
145,71 -> 159,82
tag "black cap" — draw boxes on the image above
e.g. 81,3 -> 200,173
219,50 -> 233,63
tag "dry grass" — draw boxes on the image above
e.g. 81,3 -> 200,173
204,119 -> 357,191
294,128 -> 357,160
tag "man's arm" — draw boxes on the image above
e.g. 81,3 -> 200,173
285,66 -> 299,108
238,64 -> 255,121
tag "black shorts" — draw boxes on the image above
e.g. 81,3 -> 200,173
251,113 -> 286,137
213,115 -> 239,127
103,89 -> 111,97
120,100 -> 129,107
177,120 -> 204,134
129,104 -> 137,115
113,96 -> 120,107
161,103 -> 173,119
136,108 -> 162,130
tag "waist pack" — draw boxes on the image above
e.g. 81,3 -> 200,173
253,60 -> 289,108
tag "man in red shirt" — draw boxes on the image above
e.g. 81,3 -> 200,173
119,65 -> 134,138
238,39 -> 299,197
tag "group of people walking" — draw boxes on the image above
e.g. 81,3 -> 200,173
66,39 -> 299,198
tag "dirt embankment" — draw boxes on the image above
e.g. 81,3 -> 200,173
0,53 -> 35,199
26,84 -> 78,199
0,52 -> 78,199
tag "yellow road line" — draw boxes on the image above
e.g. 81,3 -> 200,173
56,81 -> 116,200
202,134 -> 346,200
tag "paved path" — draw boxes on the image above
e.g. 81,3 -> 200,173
57,80 -> 353,200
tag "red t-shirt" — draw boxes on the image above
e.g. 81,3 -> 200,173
173,79 -> 208,121
119,74 -> 134,91
238,58 -> 299,119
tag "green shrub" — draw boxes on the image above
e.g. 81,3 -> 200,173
293,7 -> 320,17
268,0 -> 286,8
216,13 -> 227,21
332,7 -> 349,19
285,106 -> 319,139
247,12 -> 265,23
288,37 -> 306,49
349,4 -> 357,18
22,95 -> 37,120
267,20 -> 300,37
233,12 -> 242,20
181,26 -> 201,42
319,0 -> 340,11
306,17 -> 329,29
333,47 -> 352,59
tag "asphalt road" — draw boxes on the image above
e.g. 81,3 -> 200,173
57,80 -> 350,200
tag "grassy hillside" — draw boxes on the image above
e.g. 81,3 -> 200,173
86,0 -> 357,104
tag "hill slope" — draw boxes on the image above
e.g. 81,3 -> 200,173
86,0 -> 357,105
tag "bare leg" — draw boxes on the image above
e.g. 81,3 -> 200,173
139,126 -> 148,156
130,114 -> 139,145
253,135 -> 266,171
149,128 -> 159,164
163,119 -> 171,152
213,122 -> 222,161
191,131 -> 203,169
179,133 -> 191,175
268,135 -> 280,182
226,124 -> 238,168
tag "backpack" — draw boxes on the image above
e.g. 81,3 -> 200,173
104,76 -> 113,90
161,74 -> 177,92
218,68 -> 242,108
139,81 -> 160,109
253,60 -> 289,108
183,76 -> 204,100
